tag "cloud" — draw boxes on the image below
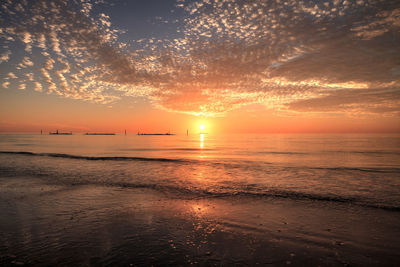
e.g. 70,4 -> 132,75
34,81 -> 42,92
0,0 -> 399,117
25,72 -> 34,81
0,0 -> 134,103
21,31 -> 32,52
18,56 -> 34,68
2,81 -> 10,88
7,72 -> 17,79
287,87 -> 400,115
0,50 -> 11,63
351,8 -> 400,40
18,83 -> 26,90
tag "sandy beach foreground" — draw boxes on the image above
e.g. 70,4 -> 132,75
1,175 -> 399,266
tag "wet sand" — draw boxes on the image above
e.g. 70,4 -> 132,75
1,176 -> 400,266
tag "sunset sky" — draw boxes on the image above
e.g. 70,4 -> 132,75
0,0 -> 399,133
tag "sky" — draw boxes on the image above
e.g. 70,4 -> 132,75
0,0 -> 399,134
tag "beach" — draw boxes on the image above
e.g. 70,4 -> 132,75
1,134 -> 400,266
1,180 -> 400,266
2,0 -> 400,265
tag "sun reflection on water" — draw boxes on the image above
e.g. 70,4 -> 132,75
192,204 -> 207,214
200,133 -> 204,149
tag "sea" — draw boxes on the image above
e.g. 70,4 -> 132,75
1,133 -> 399,211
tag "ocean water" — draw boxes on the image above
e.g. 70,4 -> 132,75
1,133 -> 399,211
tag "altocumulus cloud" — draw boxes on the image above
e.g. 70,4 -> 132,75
0,0 -> 399,116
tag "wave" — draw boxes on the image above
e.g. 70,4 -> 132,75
131,185 -> 398,211
2,151 -> 399,173
256,150 -> 400,155
1,151 -> 399,211
0,151 -> 191,163
24,178 -> 400,212
311,166 -> 400,173
324,150 -> 400,155
255,151 -> 306,155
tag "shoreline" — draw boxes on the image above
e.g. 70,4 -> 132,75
1,177 -> 399,266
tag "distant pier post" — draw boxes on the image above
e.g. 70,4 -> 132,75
40,129 -> 42,135
125,129 -> 126,135
187,129 -> 188,136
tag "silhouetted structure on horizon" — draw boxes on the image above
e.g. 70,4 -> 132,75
137,131 -> 175,136
49,130 -> 72,135
84,133 -> 115,135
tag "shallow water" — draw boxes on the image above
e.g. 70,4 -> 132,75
1,184 -> 400,266
1,133 -> 400,266
1,133 -> 399,210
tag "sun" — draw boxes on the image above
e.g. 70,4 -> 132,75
199,124 -> 205,131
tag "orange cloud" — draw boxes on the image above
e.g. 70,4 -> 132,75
0,0 -> 399,118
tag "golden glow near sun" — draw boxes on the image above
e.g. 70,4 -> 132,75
200,134 -> 204,149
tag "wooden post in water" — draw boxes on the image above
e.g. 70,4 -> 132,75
125,129 -> 126,135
